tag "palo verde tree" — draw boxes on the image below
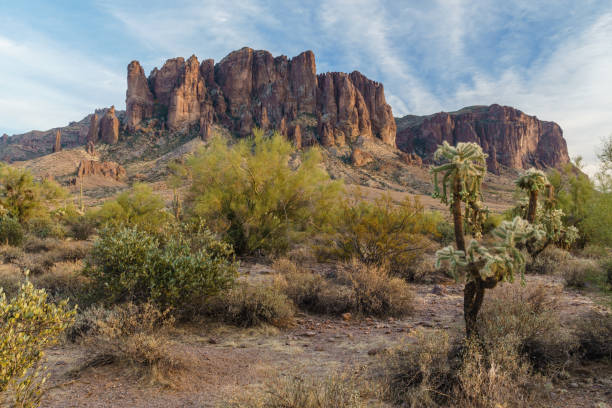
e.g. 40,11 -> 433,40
432,142 -> 544,337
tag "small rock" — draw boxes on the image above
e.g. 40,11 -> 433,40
569,382 -> 579,388
208,338 -> 218,344
342,313 -> 352,321
301,331 -> 317,337
432,285 -> 447,296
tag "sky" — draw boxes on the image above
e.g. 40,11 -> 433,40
1,0 -> 611,174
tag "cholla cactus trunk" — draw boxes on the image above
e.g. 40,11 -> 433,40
527,190 -> 538,223
452,176 -> 466,252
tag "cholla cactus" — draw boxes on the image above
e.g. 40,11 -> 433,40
431,142 -> 488,244
431,142 -> 547,338
515,168 -> 549,223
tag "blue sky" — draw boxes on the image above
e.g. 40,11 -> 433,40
1,0 -> 611,173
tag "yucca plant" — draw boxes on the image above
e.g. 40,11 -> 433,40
432,142 -> 544,337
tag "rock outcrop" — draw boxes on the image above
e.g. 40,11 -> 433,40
87,114 -> 99,144
351,147 -> 374,167
395,104 -> 570,173
99,106 -> 119,144
126,61 -> 154,131
52,130 -> 61,152
125,47 -> 396,147
76,159 -> 126,180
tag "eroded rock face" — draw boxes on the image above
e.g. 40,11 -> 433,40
86,114 -> 99,144
99,106 -> 119,144
395,105 -> 570,173
125,47 -> 396,147
52,130 -> 61,152
76,159 -> 126,180
126,61 -> 154,131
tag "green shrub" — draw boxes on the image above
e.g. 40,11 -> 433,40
0,164 -> 66,223
178,130 -> 341,255
0,281 -> 76,407
84,226 -> 238,315
0,216 -> 24,246
526,246 -> 572,275
94,183 -> 172,234
208,282 -> 295,328
483,212 -> 504,234
321,194 -> 435,277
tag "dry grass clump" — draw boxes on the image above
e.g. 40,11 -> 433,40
379,330 -> 547,408
31,261 -> 90,305
1,238 -> 91,275
222,374 -> 372,408
479,283 -> 577,373
73,303 -> 187,387
526,246 -> 572,275
378,284 -> 577,407
562,258 -> 600,288
279,259 -> 414,318
574,311 -> 612,361
207,281 -> 295,328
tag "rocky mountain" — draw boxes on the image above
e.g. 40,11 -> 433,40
126,47 -> 396,147
0,107 -> 123,163
395,104 -> 570,174
0,48 -> 570,177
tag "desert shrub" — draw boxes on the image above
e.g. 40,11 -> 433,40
94,183 -> 173,234
76,303 -> 185,386
0,215 -> 24,246
321,194 -> 435,277
31,262 -> 91,306
482,212 -> 504,234
178,130 -> 341,255
0,244 -> 25,263
67,215 -> 97,240
11,240 -> 91,276
282,260 -> 414,318
0,281 -> 76,407
526,246 -> 572,275
223,374 -> 369,408
602,258 -> 612,287
85,226 -> 237,315
208,282 -> 295,328
380,329 -> 547,408
0,266 -> 24,300
478,284 -> 576,373
562,258 -> 600,288
434,217 -> 455,245
26,216 -> 66,239
574,311 -> 612,361
0,164 -> 66,223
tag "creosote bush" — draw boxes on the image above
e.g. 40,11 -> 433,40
177,130 -> 341,256
84,226 -> 237,316
279,259 -> 414,318
94,183 -> 173,234
0,215 -> 24,246
1,280 -> 76,407
320,194 -> 437,279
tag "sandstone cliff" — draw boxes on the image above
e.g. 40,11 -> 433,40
395,104 -> 570,173
125,47 -> 396,147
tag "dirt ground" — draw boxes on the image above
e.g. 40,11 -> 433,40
41,265 -> 612,408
